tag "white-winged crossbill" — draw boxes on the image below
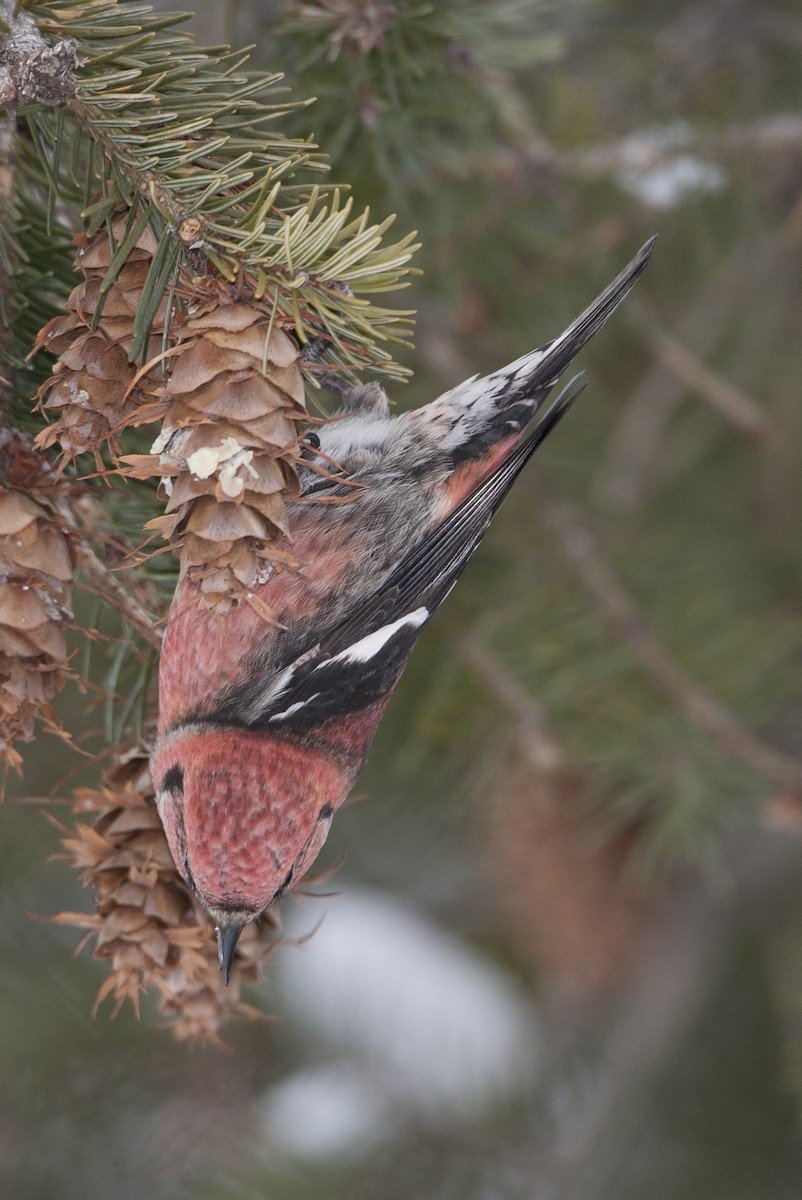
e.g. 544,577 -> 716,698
152,240 -> 654,980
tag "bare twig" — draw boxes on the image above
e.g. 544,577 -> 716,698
481,67 -> 802,186
573,115 -> 802,178
539,483 -> 802,793
0,9 -> 77,111
457,629 -> 564,772
55,496 -> 163,650
593,237 -> 769,511
72,538 -> 163,650
627,300 -> 778,442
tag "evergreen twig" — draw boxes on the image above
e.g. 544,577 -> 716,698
0,7 -> 77,111
56,494 -> 162,650
6,0 -> 419,379
593,239 -> 771,511
458,628 -> 564,772
626,300 -> 777,443
539,483 -> 802,794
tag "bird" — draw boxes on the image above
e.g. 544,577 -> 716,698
151,238 -> 655,982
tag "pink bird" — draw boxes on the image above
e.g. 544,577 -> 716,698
151,239 -> 654,980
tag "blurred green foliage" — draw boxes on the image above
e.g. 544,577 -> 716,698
3,0 -> 802,1197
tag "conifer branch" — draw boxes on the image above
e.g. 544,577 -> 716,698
9,0 -> 419,377
539,483 -> 802,794
458,629 -> 564,772
626,300 -> 778,443
57,494 -> 162,650
0,6 -> 77,111
593,239 -> 770,511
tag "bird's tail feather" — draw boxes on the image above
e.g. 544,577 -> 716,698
429,238 -> 655,458
494,236 -> 656,396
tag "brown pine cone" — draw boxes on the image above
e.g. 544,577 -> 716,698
123,292 -> 308,611
52,745 -> 281,1045
0,442 -> 74,774
33,210 -> 169,466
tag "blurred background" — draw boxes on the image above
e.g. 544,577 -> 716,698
3,0 -> 802,1196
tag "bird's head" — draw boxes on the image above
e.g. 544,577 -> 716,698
152,726 -> 338,981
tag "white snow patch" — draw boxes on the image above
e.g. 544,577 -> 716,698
272,888 -> 539,1136
259,1064 -> 390,1160
619,154 -> 725,209
583,122 -> 727,209
186,437 -> 255,487
149,427 -> 175,456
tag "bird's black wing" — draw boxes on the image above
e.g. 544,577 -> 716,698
205,237 -> 655,735
240,378 -> 583,734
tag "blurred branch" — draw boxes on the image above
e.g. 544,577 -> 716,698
415,235 -> 800,792
538,483 -> 802,793
626,299 -> 778,442
458,629 -> 564,771
593,236 -> 778,511
573,115 -> 802,177
56,495 -> 163,650
484,80 -> 802,180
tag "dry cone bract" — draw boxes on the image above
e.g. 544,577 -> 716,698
0,441 -> 73,774
33,212 -> 168,465
53,747 -> 279,1045
124,297 -> 307,610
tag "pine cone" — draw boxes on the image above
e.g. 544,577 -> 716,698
0,438 -> 73,775
52,745 -> 280,1045
33,210 -> 169,466
123,291 -> 307,611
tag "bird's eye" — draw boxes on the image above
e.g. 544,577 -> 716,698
318,803 -> 334,821
301,431 -> 321,458
160,764 -> 184,793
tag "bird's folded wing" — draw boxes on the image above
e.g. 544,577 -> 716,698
242,379 -> 583,733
